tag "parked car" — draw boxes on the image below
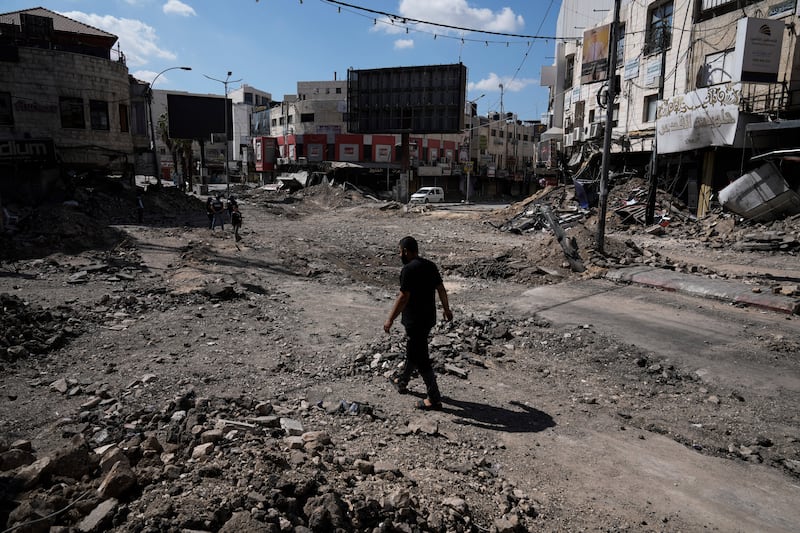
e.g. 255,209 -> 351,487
410,186 -> 444,203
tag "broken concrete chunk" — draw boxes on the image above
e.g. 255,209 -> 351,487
279,417 -> 304,436
77,498 -> 118,533
97,460 -> 137,499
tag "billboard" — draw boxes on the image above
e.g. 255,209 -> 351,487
347,63 -> 467,134
733,17 -> 784,83
167,94 -> 232,140
581,25 -> 611,84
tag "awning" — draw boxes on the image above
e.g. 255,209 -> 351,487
329,161 -> 363,169
746,119 -> 800,134
750,148 -> 800,162
540,127 -> 563,141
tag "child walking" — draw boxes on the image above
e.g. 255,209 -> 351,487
231,204 -> 242,241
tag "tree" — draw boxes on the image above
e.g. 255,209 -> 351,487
157,113 -> 194,191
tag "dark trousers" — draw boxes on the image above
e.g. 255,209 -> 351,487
398,325 -> 441,404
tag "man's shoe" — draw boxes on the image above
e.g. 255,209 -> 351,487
388,377 -> 409,394
415,399 -> 442,411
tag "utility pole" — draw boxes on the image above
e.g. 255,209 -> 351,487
596,0 -> 622,254
204,71 -> 241,195
645,12 -> 669,224
465,94 -> 485,204
499,83 -> 505,173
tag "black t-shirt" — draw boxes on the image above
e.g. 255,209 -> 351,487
399,257 -> 442,329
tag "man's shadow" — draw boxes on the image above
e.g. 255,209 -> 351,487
437,396 -> 555,433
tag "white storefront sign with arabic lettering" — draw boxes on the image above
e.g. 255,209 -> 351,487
656,83 -> 741,154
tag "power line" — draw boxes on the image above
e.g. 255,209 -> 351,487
319,0 -> 558,41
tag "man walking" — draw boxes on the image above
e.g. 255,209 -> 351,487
210,194 -> 225,231
384,236 -> 453,410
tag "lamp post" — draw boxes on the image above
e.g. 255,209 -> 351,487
465,94 -> 485,204
204,71 -> 242,195
148,66 -> 191,186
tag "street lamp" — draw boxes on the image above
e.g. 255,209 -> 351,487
148,66 -> 191,187
204,71 -> 242,195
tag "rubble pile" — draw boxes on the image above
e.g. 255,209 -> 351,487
1,182 -> 208,261
0,292 -> 82,362
0,381 -> 538,533
483,176 -> 799,289
291,183 -> 374,210
355,310 -> 800,478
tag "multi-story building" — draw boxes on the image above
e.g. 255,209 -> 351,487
250,77 -> 539,198
542,0 -> 800,216
228,84 -> 271,169
0,7 -> 147,201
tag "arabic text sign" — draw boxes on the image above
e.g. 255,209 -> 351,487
656,83 -> 741,154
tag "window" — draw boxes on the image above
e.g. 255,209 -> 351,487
335,87 -> 342,94
696,1 -> 760,22
244,92 -> 254,105
565,55 -> 575,88
616,23 -> 625,63
119,104 -> 129,132
90,100 -> 109,130
699,49 -> 734,86
0,92 -> 13,125
59,96 -> 85,129
300,113 -> 314,123
130,101 -> 147,135
491,129 -> 497,137
645,1 -> 673,55
574,101 -> 585,131
644,94 -> 659,122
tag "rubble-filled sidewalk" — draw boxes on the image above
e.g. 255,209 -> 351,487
606,266 -> 800,315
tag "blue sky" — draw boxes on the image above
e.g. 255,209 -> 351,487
5,0 -> 562,120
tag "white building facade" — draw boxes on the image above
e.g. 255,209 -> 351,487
543,0 -> 800,215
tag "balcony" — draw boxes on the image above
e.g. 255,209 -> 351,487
739,82 -> 793,115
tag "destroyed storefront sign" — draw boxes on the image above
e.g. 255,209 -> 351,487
656,83 -> 741,154
719,160 -> 800,221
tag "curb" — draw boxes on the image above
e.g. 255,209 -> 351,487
605,266 -> 800,315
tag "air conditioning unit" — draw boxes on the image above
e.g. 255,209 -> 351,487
573,127 -> 584,142
588,122 -> 604,139
564,133 -> 574,147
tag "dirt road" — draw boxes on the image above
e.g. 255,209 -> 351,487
1,183 -> 799,532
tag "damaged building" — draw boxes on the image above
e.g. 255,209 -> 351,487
540,0 -> 800,220
0,7 -> 150,202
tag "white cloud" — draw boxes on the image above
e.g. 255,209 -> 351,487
60,11 -> 176,67
131,69 -> 161,84
163,0 -> 197,17
394,39 -> 414,50
468,72 -> 537,93
373,0 -> 524,35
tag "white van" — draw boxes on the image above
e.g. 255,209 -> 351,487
410,186 -> 444,203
